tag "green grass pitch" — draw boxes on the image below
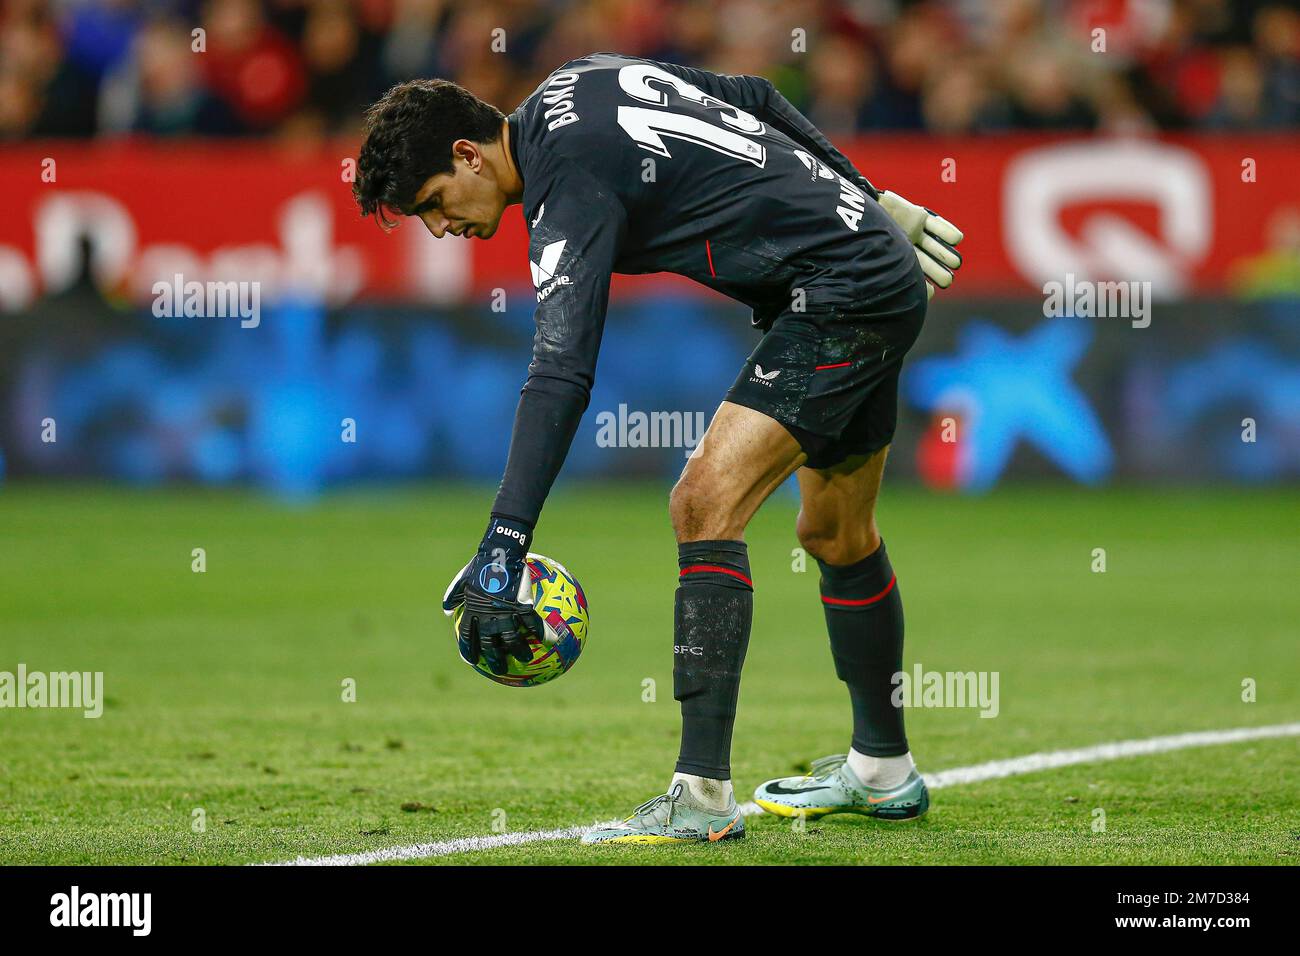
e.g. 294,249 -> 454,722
0,482 -> 1296,865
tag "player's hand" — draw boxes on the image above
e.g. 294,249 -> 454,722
441,516 -> 542,675
877,190 -> 964,300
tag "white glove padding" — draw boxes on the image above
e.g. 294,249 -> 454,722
877,190 -> 964,300
441,559 -> 472,617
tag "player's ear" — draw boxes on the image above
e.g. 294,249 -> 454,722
452,138 -> 482,173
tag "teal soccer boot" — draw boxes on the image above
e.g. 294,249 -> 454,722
754,754 -> 929,821
582,782 -> 745,845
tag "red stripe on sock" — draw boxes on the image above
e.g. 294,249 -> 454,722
815,361 -> 851,370
821,574 -> 896,607
680,564 -> 752,587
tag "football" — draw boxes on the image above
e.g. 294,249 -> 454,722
450,553 -> 590,687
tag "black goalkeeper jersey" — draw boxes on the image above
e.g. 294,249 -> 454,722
492,52 -> 917,525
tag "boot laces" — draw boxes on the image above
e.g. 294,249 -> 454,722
626,782 -> 686,827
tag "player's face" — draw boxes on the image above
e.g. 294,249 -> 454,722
410,162 -> 506,241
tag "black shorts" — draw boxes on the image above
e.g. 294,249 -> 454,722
724,275 -> 928,469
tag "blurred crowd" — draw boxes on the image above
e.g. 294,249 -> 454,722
1,0 -> 1297,142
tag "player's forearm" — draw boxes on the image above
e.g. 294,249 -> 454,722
490,375 -> 589,526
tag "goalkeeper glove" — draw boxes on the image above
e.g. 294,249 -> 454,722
877,190 -> 964,300
442,515 -> 542,675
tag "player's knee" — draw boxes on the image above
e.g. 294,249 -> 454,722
670,473 -> 741,541
797,511 -> 879,566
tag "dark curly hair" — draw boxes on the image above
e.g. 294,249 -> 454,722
353,79 -> 505,228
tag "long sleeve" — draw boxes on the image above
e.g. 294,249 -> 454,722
491,164 -> 628,525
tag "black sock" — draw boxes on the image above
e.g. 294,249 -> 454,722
673,539 -> 753,779
818,540 -> 908,757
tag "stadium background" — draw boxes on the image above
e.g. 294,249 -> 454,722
0,0 -> 1297,866
1,0 -> 1297,494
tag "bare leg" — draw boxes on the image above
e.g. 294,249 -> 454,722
669,401 -> 807,543
795,446 -> 890,566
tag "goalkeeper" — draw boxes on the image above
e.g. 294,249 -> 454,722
353,52 -> 964,844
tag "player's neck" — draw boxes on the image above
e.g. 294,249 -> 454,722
497,119 -> 524,205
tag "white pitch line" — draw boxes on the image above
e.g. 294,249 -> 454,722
267,825 -> 589,866
921,721 -> 1300,790
265,721 -> 1300,866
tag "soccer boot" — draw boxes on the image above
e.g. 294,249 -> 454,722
581,781 -> 745,845
753,753 -> 929,821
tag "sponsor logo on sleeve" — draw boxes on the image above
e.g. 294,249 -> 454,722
530,239 -> 572,301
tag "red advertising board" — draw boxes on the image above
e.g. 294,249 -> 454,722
0,135 -> 1293,309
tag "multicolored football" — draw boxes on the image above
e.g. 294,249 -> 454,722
449,553 -> 589,687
